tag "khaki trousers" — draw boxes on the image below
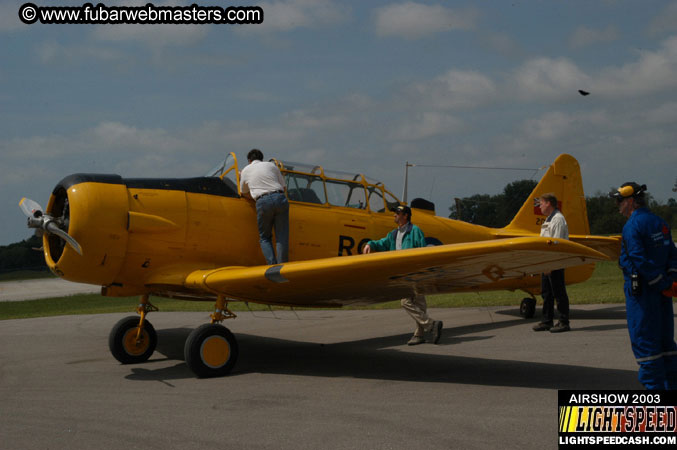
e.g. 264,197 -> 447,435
401,294 -> 433,337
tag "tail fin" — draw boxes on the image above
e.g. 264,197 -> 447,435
503,154 -> 590,235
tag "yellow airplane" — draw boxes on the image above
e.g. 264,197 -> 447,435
19,153 -> 619,377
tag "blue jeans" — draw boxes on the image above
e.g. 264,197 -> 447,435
255,192 -> 289,265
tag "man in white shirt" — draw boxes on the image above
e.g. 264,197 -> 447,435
533,193 -> 571,333
240,149 -> 289,265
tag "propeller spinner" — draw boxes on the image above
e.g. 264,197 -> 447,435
19,197 -> 83,256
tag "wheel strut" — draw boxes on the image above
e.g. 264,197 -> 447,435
135,294 -> 158,341
211,295 -> 237,323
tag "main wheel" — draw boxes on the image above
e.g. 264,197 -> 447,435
520,297 -> 536,319
109,316 -> 157,364
184,323 -> 238,378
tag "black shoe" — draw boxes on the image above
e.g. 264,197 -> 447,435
550,322 -> 570,333
431,320 -> 443,344
533,322 -> 553,331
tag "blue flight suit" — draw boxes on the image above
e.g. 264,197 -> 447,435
619,208 -> 677,390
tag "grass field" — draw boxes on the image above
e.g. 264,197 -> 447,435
0,260 -> 628,320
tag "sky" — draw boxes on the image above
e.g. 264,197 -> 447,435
2,0 -> 677,245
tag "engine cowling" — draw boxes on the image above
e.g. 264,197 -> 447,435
44,174 -> 130,286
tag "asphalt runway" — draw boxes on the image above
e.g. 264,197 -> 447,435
0,303 -> 651,449
0,278 -> 99,301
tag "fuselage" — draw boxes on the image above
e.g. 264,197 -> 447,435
43,172 -> 497,295
41,154 -> 607,300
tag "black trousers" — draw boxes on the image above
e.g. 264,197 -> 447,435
541,269 -> 570,324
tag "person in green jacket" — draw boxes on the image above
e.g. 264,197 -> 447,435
363,205 -> 443,345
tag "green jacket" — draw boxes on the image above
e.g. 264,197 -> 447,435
367,223 -> 426,252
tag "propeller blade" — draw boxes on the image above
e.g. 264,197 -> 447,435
19,197 -> 43,218
45,221 -> 83,256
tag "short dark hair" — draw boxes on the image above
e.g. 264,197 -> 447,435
247,149 -> 263,162
540,193 -> 558,208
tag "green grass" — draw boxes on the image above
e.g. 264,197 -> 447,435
0,260 -> 627,320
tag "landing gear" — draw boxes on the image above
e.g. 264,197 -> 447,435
108,294 -> 239,378
184,295 -> 239,378
108,294 -> 158,364
109,316 -> 157,364
520,297 -> 536,319
184,323 -> 239,378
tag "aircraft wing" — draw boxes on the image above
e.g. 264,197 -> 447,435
180,237 -> 608,307
495,231 -> 621,260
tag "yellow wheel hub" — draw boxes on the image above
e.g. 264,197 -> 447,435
122,327 -> 149,356
200,336 -> 231,369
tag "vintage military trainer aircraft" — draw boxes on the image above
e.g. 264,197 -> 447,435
19,153 -> 619,377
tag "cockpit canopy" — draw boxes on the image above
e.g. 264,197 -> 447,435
207,153 -> 402,213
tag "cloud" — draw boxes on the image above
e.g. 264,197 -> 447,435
644,101 -> 677,124
36,41 -> 127,65
390,112 -> 464,141
648,1 -> 677,35
404,69 -> 497,110
92,23 -> 208,49
374,2 -> 477,39
0,1 -> 25,32
594,36 -> 677,96
569,25 -> 619,48
250,0 -> 349,32
90,0 -> 209,48
510,57 -> 590,101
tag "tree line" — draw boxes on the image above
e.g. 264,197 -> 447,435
448,179 -> 677,234
0,235 -> 48,274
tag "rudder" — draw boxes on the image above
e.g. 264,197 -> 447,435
504,154 -> 590,235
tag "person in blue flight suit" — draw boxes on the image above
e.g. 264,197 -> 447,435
611,182 -> 677,390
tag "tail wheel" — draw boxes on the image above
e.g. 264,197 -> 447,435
109,316 -> 157,364
184,323 -> 238,378
520,297 -> 536,319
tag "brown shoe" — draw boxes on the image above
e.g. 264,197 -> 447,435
407,335 -> 425,345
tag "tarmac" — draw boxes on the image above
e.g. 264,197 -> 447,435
0,278 -> 99,302
0,299 -> 655,450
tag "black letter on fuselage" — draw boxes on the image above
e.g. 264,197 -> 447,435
339,235 -> 355,256
357,238 -> 371,255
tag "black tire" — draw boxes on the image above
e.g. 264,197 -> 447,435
184,323 -> 238,378
109,316 -> 157,364
520,297 -> 536,319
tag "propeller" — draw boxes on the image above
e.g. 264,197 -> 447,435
19,197 -> 83,256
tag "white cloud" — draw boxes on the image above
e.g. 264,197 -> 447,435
593,36 -> 677,96
0,1 -> 26,32
374,2 -> 477,39
251,0 -> 349,32
406,69 -> 497,110
569,25 -> 619,48
648,1 -> 677,35
644,101 -> 677,124
93,23 -> 208,48
520,110 -> 610,142
391,112 -> 464,141
90,0 -> 209,48
511,57 -> 590,100
36,41 -> 127,64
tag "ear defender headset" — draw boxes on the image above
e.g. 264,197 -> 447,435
610,183 -> 647,202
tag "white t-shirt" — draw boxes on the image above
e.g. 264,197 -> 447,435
240,160 -> 286,200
